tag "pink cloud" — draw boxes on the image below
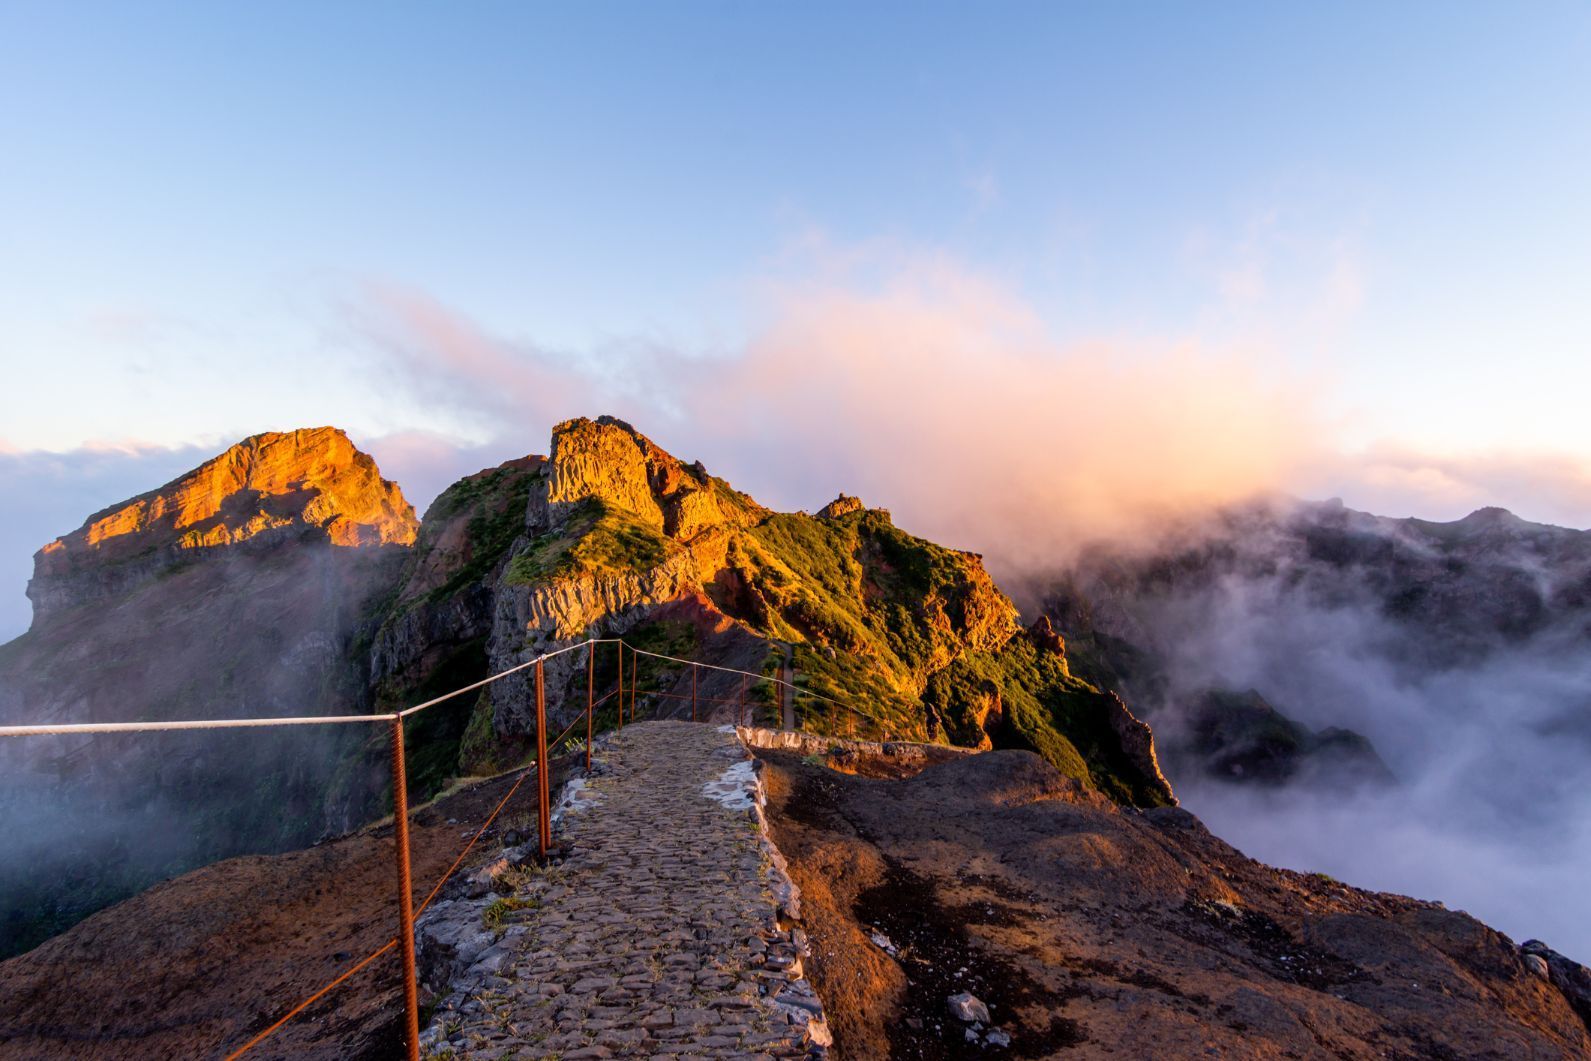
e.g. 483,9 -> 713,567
357,428 -> 532,516
349,253 -> 1321,572
344,247 -> 1590,585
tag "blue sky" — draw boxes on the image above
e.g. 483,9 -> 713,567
2,2 -> 1591,637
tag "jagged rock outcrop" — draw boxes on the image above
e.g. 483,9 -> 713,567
1521,939 -> 1591,1030
531,416 -> 766,540
27,427 -> 415,626
817,494 -> 864,520
1027,613 -> 1066,655
1102,691 -> 1174,800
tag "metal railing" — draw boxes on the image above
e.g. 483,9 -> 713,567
0,635 -> 892,1058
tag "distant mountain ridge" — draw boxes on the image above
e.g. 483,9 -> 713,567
1058,495 -> 1591,666
26,427 -> 417,625
1044,495 -> 1591,788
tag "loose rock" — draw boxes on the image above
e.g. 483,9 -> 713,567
948,991 -> 991,1023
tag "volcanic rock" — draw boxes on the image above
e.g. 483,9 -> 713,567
27,427 -> 415,624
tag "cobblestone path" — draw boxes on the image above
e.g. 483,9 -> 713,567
418,721 -> 827,1059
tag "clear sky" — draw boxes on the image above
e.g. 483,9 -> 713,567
2,1 -> 1590,636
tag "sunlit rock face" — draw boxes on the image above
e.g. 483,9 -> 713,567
27,427 -> 417,626
533,415 -> 767,540
816,494 -> 865,520
0,428 -> 416,958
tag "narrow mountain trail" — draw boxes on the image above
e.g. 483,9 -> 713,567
417,721 -> 828,1059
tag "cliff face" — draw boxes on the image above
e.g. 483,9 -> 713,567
0,429 -> 416,957
27,427 -> 415,626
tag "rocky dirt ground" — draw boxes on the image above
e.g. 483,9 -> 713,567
0,758 -> 572,1060
8,724 -> 1590,1061
756,746 -> 1591,1060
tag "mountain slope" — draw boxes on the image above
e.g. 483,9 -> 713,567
759,745 -> 1591,1057
442,416 -> 1174,806
0,428 -> 416,957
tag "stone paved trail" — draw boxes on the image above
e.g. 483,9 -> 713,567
418,721 -> 827,1059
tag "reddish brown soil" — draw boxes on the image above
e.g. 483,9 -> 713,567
758,747 -> 1591,1060
0,760 -> 567,1060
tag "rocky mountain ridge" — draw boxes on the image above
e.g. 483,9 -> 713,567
26,427 -> 416,625
0,416 -> 1171,958
4,420 -> 1591,1054
373,416 -> 1172,805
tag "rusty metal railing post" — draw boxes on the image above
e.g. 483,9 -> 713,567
388,720 -> 421,1061
535,659 -> 551,856
615,640 -> 624,732
628,644 -> 637,720
585,640 -> 594,771
740,672 -> 747,727
691,665 -> 697,722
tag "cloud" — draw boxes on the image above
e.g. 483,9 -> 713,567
0,442 -> 216,642
693,255 -> 1319,571
347,282 -> 595,437
1107,535 -> 1591,958
347,251 -> 1321,580
358,429 -> 532,517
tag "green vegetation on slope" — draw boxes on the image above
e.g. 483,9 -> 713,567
730,508 -> 1012,692
420,465 -> 541,605
505,498 -> 676,585
379,431 -> 1167,808
922,636 -> 1174,807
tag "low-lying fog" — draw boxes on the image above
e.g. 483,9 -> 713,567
1081,542 -> 1591,962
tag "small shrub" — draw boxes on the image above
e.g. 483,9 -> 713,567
482,895 -> 538,933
